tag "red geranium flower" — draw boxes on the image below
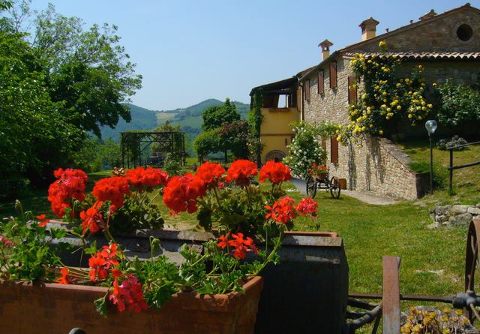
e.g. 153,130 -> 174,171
163,174 -> 205,214
80,201 -> 105,235
36,214 -> 49,228
259,161 -> 291,184
195,162 -> 225,188
296,197 -> 318,217
217,233 -> 257,260
92,176 -> 130,212
57,267 -> 70,285
109,274 -> 148,313
48,168 -> 88,217
265,196 -> 297,224
0,235 -> 14,247
126,166 -> 169,191
225,160 -> 258,186
88,243 -> 121,282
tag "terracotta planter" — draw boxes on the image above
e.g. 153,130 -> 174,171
0,276 -> 263,334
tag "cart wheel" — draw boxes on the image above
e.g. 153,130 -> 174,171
329,176 -> 341,199
306,176 -> 317,198
465,219 -> 480,323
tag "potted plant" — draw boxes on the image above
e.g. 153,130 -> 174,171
0,160 -> 321,334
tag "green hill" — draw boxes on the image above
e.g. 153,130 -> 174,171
100,104 -> 159,140
100,99 -> 250,141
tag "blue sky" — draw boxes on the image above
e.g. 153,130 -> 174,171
29,0 -> 479,110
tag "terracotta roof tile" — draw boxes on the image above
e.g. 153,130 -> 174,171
344,51 -> 480,60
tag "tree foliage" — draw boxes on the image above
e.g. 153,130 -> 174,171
196,99 -> 248,161
32,5 -> 142,137
202,98 -> 240,131
0,1 -> 141,184
436,80 -> 480,128
0,30 -> 80,181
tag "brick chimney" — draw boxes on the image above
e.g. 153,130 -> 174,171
419,9 -> 437,21
359,17 -> 379,41
318,39 -> 333,60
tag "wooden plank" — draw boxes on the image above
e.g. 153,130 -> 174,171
383,256 -> 401,334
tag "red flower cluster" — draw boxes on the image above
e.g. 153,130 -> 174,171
162,174 -> 205,214
296,197 -> 318,217
36,214 -> 49,228
195,162 -> 225,188
48,168 -> 88,217
92,176 -> 130,212
0,235 -> 14,247
88,243 -> 121,282
57,267 -> 70,285
225,160 -> 258,186
109,274 -> 148,313
126,166 -> 168,191
80,201 -> 105,235
259,161 -> 291,184
217,233 -> 257,260
265,196 -> 297,224
309,163 -> 329,177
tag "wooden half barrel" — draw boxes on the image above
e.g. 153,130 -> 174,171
254,231 -> 349,334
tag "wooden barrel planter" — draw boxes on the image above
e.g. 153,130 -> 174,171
0,276 -> 263,334
255,231 -> 349,334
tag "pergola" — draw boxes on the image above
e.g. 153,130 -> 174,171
120,131 -> 186,168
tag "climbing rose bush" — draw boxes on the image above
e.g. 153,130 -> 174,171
345,41 -> 432,138
284,122 -> 327,179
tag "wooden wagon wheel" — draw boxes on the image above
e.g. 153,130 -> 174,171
329,176 -> 341,199
306,176 -> 317,198
464,218 -> 480,322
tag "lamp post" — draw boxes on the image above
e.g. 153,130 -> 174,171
425,120 -> 437,194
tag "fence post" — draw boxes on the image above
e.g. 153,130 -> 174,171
449,148 -> 453,195
383,256 -> 401,334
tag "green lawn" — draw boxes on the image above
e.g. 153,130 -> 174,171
401,139 -> 480,205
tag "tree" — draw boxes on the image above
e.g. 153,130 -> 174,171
219,120 -> 249,159
436,80 -> 480,128
0,30 -> 81,183
202,98 -> 240,131
32,4 -> 142,137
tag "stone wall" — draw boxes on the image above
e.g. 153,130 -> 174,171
348,5 -> 480,52
302,58 -> 424,199
430,204 -> 480,228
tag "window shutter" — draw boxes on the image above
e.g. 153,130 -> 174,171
330,136 -> 339,164
305,80 -> 310,102
318,70 -> 324,95
329,62 -> 337,89
348,75 -> 357,104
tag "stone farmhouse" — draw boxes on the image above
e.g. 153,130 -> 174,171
250,3 -> 480,200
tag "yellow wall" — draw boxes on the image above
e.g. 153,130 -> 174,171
260,107 -> 300,163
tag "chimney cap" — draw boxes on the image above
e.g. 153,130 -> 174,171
318,39 -> 333,49
419,9 -> 437,21
359,17 -> 380,30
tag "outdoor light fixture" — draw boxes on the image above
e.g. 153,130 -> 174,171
425,120 -> 437,194
425,120 -> 437,136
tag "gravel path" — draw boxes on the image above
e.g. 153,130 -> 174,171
291,178 -> 399,206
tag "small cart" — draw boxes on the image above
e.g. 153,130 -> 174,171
305,171 -> 341,199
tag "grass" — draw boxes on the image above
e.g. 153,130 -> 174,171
401,139 -> 480,205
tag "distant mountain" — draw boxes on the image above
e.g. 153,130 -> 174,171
100,104 -> 159,140
100,99 -> 250,141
